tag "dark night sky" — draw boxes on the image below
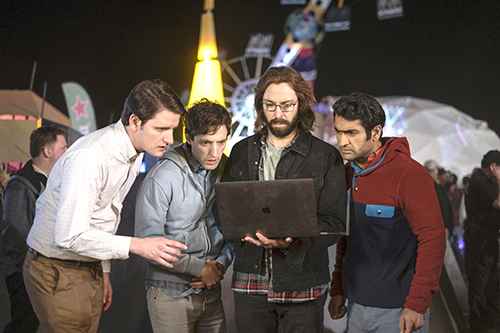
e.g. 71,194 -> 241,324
1,0 -> 499,135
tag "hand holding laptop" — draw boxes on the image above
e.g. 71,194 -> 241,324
243,232 -> 293,249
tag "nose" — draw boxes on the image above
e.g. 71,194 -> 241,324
164,130 -> 174,145
337,133 -> 348,147
274,106 -> 285,118
209,143 -> 218,157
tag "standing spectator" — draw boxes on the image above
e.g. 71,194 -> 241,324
464,150 -> 500,333
1,126 -> 67,333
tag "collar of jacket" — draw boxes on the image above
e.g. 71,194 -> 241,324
254,128 -> 311,158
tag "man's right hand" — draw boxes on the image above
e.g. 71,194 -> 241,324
129,237 -> 187,268
328,295 -> 347,319
200,260 -> 224,289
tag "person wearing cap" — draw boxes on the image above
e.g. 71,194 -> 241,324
464,150 -> 500,333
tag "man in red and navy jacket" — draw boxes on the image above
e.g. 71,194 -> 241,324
328,92 -> 446,333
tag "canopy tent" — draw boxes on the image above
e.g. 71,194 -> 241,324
0,90 -> 72,162
378,96 -> 500,180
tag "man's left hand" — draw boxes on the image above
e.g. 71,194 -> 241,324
103,272 -> 113,311
243,232 -> 292,249
398,308 -> 425,333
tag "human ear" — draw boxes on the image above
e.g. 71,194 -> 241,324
372,125 -> 382,141
43,146 -> 52,158
129,114 -> 141,131
185,134 -> 193,145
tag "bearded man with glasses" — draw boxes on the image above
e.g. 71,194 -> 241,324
221,66 -> 346,333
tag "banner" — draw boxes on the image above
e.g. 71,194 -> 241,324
62,82 -> 97,135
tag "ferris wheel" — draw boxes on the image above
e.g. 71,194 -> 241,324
221,40 -> 274,151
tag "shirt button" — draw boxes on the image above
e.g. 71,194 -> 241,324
254,265 -> 259,270
354,187 -> 358,191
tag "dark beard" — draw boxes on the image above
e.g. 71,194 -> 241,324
267,114 -> 299,138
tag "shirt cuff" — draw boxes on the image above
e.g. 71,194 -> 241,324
102,260 -> 111,273
111,235 -> 132,260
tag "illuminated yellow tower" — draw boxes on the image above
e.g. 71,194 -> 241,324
188,0 -> 225,107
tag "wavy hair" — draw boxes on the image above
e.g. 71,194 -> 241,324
254,67 -> 316,132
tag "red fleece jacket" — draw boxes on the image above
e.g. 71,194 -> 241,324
330,137 -> 446,314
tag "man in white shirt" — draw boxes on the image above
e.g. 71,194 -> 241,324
23,79 -> 188,333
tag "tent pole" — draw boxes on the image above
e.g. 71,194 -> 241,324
29,61 -> 37,91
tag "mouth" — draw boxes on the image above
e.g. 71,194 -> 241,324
341,148 -> 352,154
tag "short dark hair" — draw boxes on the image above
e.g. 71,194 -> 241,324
333,92 -> 386,139
30,126 -> 66,158
121,79 -> 185,126
481,150 -> 500,168
184,98 -> 232,139
254,66 -> 316,132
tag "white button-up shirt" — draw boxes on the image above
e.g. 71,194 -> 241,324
27,121 -> 142,272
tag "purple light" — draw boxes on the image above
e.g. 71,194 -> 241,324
455,123 -> 468,146
458,236 -> 465,250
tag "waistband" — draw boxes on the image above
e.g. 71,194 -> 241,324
28,247 -> 101,267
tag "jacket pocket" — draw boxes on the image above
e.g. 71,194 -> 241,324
365,204 -> 395,218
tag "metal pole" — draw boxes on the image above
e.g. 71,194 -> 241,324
41,81 -> 47,120
29,61 -> 37,91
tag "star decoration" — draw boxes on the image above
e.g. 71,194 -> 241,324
72,96 -> 89,121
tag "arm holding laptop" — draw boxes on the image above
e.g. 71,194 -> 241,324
241,149 -> 347,252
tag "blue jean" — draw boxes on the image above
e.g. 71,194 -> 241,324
346,302 -> 430,333
233,292 -> 326,333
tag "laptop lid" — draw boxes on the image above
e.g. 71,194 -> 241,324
214,178 -> 320,240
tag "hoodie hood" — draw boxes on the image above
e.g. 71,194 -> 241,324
351,137 -> 411,176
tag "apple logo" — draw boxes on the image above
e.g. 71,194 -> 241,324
262,205 -> 271,214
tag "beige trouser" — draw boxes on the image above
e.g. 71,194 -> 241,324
23,250 -> 103,333
147,285 -> 226,333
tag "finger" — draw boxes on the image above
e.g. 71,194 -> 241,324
255,233 -> 270,244
157,257 -> 174,268
285,237 -> 292,243
165,239 -> 187,250
161,253 -> 181,263
162,246 -> 182,258
243,237 -> 262,246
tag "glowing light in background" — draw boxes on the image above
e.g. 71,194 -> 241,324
455,122 -> 468,146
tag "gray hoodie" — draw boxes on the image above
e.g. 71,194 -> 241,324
135,144 -> 233,287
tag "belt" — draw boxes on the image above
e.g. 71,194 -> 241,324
28,247 -> 101,267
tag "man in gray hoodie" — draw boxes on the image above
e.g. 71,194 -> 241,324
135,98 -> 234,333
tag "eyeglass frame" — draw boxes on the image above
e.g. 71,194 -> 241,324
262,101 -> 298,113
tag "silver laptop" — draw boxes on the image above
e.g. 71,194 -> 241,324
214,178 -> 320,240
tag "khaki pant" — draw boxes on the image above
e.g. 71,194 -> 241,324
147,285 -> 226,333
23,250 -> 103,333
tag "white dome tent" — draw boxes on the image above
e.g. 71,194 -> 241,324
376,96 -> 500,180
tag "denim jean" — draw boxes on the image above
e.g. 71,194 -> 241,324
233,292 -> 326,333
347,302 -> 430,333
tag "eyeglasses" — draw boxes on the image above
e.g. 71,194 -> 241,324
262,101 -> 297,113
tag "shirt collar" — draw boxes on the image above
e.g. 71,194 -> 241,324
181,143 -> 205,174
114,120 -> 142,163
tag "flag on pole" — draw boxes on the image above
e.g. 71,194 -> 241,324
62,82 -> 97,135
